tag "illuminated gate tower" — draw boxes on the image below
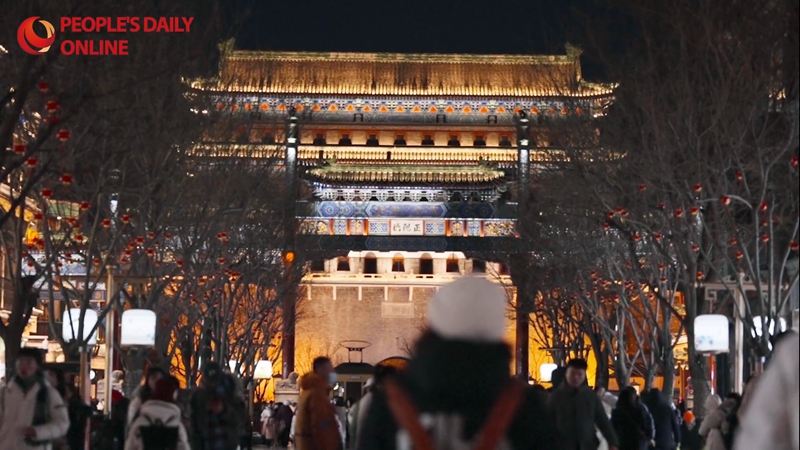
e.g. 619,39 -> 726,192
191,40 -> 613,377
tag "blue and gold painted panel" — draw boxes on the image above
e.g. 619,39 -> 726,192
307,201 -> 504,219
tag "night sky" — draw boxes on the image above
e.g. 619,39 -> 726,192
230,0 -> 585,55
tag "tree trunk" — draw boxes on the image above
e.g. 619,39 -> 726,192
661,351 -> 676,399
613,358 -> 630,388
690,353 -> 711,417
644,364 -> 657,391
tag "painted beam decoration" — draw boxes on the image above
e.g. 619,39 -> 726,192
297,217 -> 517,238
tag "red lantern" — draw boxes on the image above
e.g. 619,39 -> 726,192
123,249 -> 133,256
625,261 -> 633,269
653,233 -> 663,242
620,210 -> 629,218
38,81 -> 49,92
135,236 -> 145,244
632,232 -> 641,242
674,209 -> 684,218
720,196 -> 731,206
658,264 -> 666,270
57,129 -> 70,142
689,206 -> 700,216
175,260 -> 184,267
64,252 -> 71,259
73,234 -> 85,243
41,188 -> 53,198
92,258 -> 102,266
791,156 -> 799,169
14,144 -> 26,154
147,231 -> 156,239
607,211 -> 615,219
79,201 -> 90,210
693,184 -> 703,193
121,214 -> 131,224
56,261 -> 63,268
660,276 -> 667,283
46,101 -> 59,115
734,251 -> 744,259
691,244 -> 700,252
145,248 -> 155,256
602,222 -> 611,231
26,157 -> 38,168
759,201 -> 769,213
61,174 -> 73,185
218,257 -> 227,265
761,234 -> 770,243
729,238 -> 738,245
657,203 -> 666,210
638,184 -> 647,191
102,219 -> 112,228
696,271 -> 704,280
735,171 -> 744,181
164,233 -> 173,239
790,242 -> 799,251
27,261 -> 35,268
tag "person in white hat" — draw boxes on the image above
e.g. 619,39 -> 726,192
357,276 -> 556,450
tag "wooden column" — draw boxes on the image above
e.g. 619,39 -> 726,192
513,111 -> 532,378
281,111 -> 299,378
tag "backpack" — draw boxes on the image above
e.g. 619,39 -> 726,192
384,378 -> 525,450
138,413 -> 180,450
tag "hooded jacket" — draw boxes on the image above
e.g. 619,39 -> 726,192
699,396 -> 735,450
124,399 -> 190,450
357,334 -> 557,450
734,333 -> 799,450
641,390 -> 680,449
188,373 -> 246,450
0,375 -> 70,450
294,372 -> 341,450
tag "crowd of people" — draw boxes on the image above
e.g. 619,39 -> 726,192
0,276 -> 797,450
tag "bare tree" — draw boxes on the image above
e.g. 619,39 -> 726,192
562,0 -> 799,415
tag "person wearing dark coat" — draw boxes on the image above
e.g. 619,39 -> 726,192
611,387 -> 654,450
642,389 -> 680,450
679,411 -> 703,450
357,276 -> 557,450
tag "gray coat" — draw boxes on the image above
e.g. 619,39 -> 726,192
547,384 -> 619,450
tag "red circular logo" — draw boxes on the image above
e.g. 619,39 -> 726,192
17,17 -> 56,55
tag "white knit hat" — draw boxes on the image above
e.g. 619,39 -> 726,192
426,276 -> 508,343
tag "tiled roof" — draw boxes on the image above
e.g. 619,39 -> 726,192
306,164 -> 505,184
189,40 -> 613,98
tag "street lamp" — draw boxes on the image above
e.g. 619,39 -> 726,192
694,314 -> 730,354
62,308 -> 98,409
251,360 -> 273,422
539,363 -> 558,383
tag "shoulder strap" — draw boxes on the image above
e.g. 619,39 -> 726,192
473,380 -> 525,450
384,378 -> 434,450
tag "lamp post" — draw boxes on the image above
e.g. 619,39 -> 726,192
62,308 -> 98,420
103,263 -> 116,417
250,360 -> 272,423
